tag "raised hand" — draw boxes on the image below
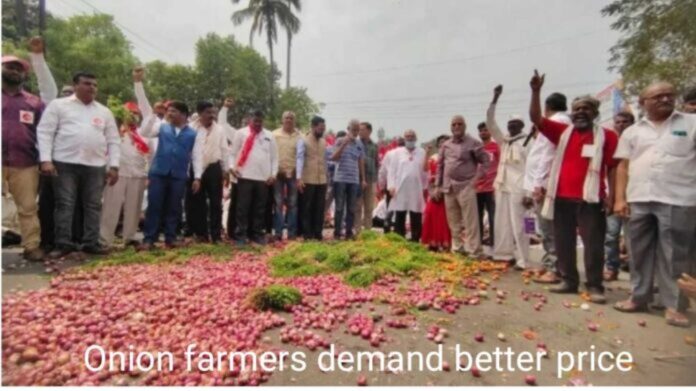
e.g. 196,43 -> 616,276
494,84 -> 503,97
133,66 -> 145,83
530,69 -> 545,91
28,36 -> 44,54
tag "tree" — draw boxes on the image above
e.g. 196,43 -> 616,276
1,0 -> 49,44
141,60 -> 201,106
267,86 -> 321,130
42,14 -> 138,102
283,0 -> 301,89
230,0 -> 300,102
602,0 -> 696,96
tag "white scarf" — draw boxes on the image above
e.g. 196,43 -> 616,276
541,124 -> 604,219
493,133 -> 527,188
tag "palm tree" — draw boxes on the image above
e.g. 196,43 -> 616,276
231,0 -> 300,98
284,0 -> 301,90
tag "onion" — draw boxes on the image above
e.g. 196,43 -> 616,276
474,333 -> 484,343
525,374 -> 537,385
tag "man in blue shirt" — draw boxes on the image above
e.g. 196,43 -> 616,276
138,101 -> 203,250
331,120 -> 366,239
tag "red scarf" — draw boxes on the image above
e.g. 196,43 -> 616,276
127,124 -> 150,154
236,123 -> 262,168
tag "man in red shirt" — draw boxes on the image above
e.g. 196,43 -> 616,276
529,70 -> 619,304
475,122 -> 500,246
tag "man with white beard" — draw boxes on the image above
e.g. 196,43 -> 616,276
386,130 -> 427,242
486,85 -> 533,270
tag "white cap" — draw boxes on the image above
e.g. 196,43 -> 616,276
508,114 -> 524,123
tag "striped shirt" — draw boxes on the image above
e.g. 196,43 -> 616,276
333,137 -> 365,185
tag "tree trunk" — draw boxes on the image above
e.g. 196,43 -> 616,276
15,0 -> 27,37
267,26 -> 275,105
286,32 -> 292,89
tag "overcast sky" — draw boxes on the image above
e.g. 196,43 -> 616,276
47,0 -> 621,140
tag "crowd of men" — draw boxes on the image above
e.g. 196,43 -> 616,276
3,37 -> 696,327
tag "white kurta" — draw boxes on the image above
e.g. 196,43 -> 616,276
386,147 -> 427,213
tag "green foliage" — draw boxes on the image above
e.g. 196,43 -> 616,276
269,232 -> 442,286
246,284 -> 302,311
602,0 -> 696,95
266,86 -> 322,129
40,15 -> 138,101
81,243 -> 240,269
1,0 -> 51,44
141,60 -> 201,107
345,267 -> 381,287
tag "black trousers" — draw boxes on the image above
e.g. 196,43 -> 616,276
39,175 -> 83,249
395,211 -> 422,242
476,191 -> 496,245
186,163 -> 223,241
301,184 -> 327,240
553,198 -> 606,291
235,178 -> 269,241
226,183 -> 238,239
264,184 -> 274,234
383,191 -> 394,233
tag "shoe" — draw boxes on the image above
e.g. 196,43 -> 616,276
252,237 -> 267,246
665,309 -> 691,328
513,265 -> 526,271
533,271 -> 561,284
549,282 -> 579,294
48,248 -> 73,260
613,299 -> 648,313
586,287 -> 607,304
82,245 -> 110,255
137,242 -> 154,252
603,269 -> 619,282
23,248 -> 45,262
235,238 -> 248,246
125,239 -> 140,247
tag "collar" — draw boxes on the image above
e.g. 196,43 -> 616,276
2,87 -> 25,97
68,94 -> 95,106
639,110 -> 682,126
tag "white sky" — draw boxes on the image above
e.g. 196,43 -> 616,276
46,0 -> 621,140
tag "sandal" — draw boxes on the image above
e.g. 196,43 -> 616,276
603,269 -> 618,282
665,309 -> 691,328
532,271 -> 560,284
613,299 -> 648,313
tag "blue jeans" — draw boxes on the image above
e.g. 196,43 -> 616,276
143,174 -> 187,244
604,214 -> 623,272
273,176 -> 298,238
333,182 -> 359,238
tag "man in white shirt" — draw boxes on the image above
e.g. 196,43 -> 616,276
229,110 -> 278,245
386,129 -> 427,241
99,101 -> 150,247
525,92 -> 571,283
613,81 -> 696,328
37,72 -> 120,258
217,98 -> 238,239
185,101 -> 230,243
487,85 -> 533,270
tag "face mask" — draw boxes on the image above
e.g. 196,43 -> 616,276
405,140 -> 416,149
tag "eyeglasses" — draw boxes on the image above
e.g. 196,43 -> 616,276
644,93 -> 675,102
451,122 -> 464,126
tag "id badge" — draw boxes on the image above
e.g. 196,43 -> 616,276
581,144 -> 595,158
19,110 -> 34,125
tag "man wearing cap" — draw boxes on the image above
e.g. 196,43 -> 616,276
99,100 -> 152,247
613,81 -> 696,328
38,71 -> 121,258
487,85 -> 533,270
2,37 -> 57,261
296,116 -> 330,240
525,92 -> 571,284
437,115 -> 490,256
529,70 -> 619,304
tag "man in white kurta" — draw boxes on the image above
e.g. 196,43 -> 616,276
386,130 -> 427,242
487,85 -> 533,270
